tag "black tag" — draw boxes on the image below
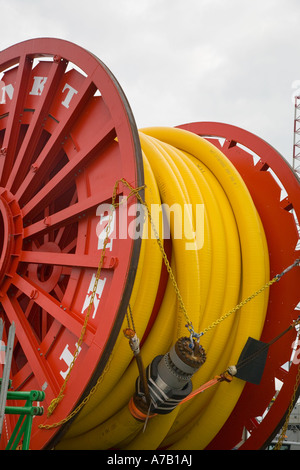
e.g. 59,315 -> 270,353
236,337 -> 269,385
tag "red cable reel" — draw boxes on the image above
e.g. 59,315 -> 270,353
0,38 -> 299,451
0,38 -> 143,450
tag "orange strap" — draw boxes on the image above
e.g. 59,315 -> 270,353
180,371 -> 234,404
180,377 -> 221,404
128,396 -> 157,422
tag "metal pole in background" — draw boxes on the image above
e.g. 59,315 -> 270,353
0,321 -> 15,439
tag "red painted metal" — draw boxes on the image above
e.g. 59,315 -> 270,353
0,38 -> 143,449
178,122 -> 300,449
0,36 -> 299,451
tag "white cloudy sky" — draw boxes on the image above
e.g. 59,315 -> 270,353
1,0 -> 300,165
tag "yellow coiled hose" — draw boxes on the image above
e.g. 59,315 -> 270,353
56,127 -> 269,450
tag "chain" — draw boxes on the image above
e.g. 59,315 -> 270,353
118,179 -> 193,331
125,303 -> 136,332
199,277 -> 279,338
39,180 -> 124,428
39,177 -> 299,430
199,259 -> 299,338
273,363 -> 300,450
126,177 -> 299,343
39,355 -> 113,430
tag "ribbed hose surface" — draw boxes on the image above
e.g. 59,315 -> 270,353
56,127 -> 269,450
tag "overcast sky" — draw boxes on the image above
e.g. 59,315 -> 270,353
1,0 -> 300,166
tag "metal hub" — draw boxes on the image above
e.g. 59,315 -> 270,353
174,337 -> 206,370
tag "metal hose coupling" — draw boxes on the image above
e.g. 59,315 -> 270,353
133,337 -> 206,417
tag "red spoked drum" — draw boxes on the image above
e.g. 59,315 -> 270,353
0,38 -> 143,449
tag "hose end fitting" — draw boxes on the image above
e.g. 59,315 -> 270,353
131,337 -> 206,417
